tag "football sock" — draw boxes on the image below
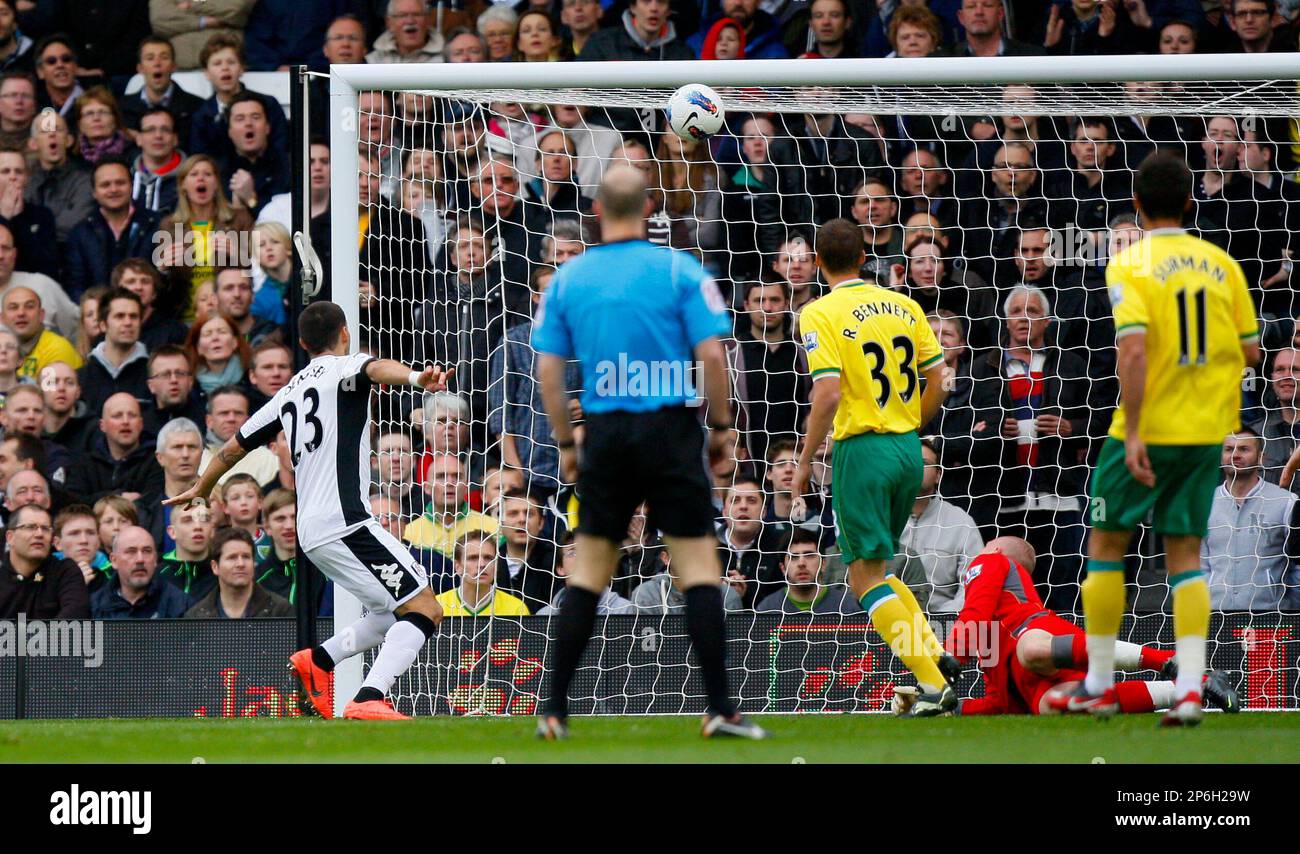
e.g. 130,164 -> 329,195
358,612 -> 435,699
861,582 -> 947,693
1171,569 -> 1210,697
684,584 -> 736,718
1050,632 -> 1088,670
319,611 -> 397,670
886,574 -> 944,663
1114,680 -> 1159,714
543,586 -> 599,719
1081,559 -> 1125,694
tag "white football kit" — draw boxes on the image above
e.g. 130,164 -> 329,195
237,353 -> 427,612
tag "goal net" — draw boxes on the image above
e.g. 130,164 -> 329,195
329,56 -> 1300,715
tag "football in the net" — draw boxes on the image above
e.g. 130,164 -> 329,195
667,84 -> 725,141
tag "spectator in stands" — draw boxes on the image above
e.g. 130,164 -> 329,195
413,391 -> 474,484
112,260 -> 187,351
656,130 -> 723,260
1253,347 -> 1300,487
1224,0 -> 1292,52
516,10 -> 565,62
728,278 -> 809,463
0,147 -> 58,279
436,529 -> 530,615
93,493 -> 137,556
250,222 -> 291,327
244,340 -> 291,411
969,285 -> 1091,610
894,437 -> 984,613
0,503 -> 89,618
217,473 -> 267,543
142,344 -> 207,437
1042,0 -> 1141,55
188,33 -> 288,159
219,92 -> 288,218
185,526 -> 293,618
764,438 -> 829,535
65,391 -> 163,504
368,0 -> 445,63
74,286 -> 105,359
940,0 -> 1046,56
197,385 -> 278,488
714,474 -> 783,607
33,34 -> 83,116
214,267 -> 279,346
186,312 -> 251,395
0,325 -> 17,409
3,285 -> 81,379
769,108 -> 884,229
1204,428 -> 1300,610
154,130 -> 248,312
121,36 -> 202,143
371,489 -> 453,592
2,386 -> 74,487
539,220 -> 585,268
0,432 -> 36,495
1158,18 -> 1198,52
883,4 -> 944,57
77,287 -> 149,414
0,71 -> 35,150
851,176 -> 905,278
6,468 -> 51,514
404,451 -> 499,557
71,87 -> 135,167
149,0 -> 256,71
129,107 -> 183,216
243,0 -> 349,71
0,1 -> 32,73
722,114 -> 782,282
0,225 -> 77,339
891,235 -> 998,352
1048,116 -> 1134,235
897,147 -> 956,226
40,360 -> 93,453
691,0 -> 788,58
135,416 -> 202,550
797,0 -> 854,58
487,264 -> 577,494
90,523 -> 190,619
581,0 -> 696,64
960,141 -> 1053,281
546,103 -> 621,197
494,487 -> 559,612
255,488 -> 325,612
539,531 -> 637,614
372,429 -> 420,517
632,554 -> 745,614
773,235 -> 820,314
444,26 -> 488,63
53,503 -> 112,594
560,0 -> 602,57
756,528 -> 860,614
26,108 -> 94,248
63,158 -> 161,300
158,499 -> 215,599
523,129 -> 591,223
477,4 -> 519,61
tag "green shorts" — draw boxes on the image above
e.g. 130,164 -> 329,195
831,431 -> 923,563
1089,437 -> 1220,537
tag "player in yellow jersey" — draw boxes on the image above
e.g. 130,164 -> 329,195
1053,153 -> 1260,726
794,218 -> 960,716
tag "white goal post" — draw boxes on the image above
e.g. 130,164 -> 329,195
327,55 -> 1300,717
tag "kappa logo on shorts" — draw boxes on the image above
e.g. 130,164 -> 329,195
375,563 -> 404,595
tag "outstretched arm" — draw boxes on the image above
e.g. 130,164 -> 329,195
165,437 -> 248,509
365,359 -> 453,391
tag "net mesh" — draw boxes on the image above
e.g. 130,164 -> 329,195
352,76 -> 1300,715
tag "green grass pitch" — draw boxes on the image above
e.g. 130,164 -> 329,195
3,714 -> 1299,763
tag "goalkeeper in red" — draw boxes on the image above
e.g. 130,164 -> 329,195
1063,152 -> 1260,726
918,538 -> 1239,716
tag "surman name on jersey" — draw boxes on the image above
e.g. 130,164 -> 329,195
1152,255 -> 1228,284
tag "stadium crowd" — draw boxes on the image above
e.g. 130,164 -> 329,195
1,0 -> 1299,627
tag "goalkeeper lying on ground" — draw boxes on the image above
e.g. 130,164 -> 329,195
893,538 -> 1239,716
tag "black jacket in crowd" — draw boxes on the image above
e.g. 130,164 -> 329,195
91,574 -> 192,620
63,434 -> 165,506
0,202 -> 60,280
78,343 -> 152,415
184,583 -> 295,619
494,542 -> 559,615
0,553 -> 90,619
63,206 -> 163,300
120,84 -> 205,144
141,388 -> 208,442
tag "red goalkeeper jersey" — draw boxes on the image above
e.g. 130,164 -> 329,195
945,551 -> 1046,663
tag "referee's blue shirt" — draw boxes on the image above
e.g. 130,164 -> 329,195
532,239 -> 730,414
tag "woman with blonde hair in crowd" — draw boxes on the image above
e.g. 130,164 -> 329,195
74,286 -> 108,360
157,154 -> 254,320
655,129 -> 723,264
251,222 -> 293,327
184,312 -> 252,394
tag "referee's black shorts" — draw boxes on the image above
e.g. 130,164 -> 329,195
577,406 -> 716,542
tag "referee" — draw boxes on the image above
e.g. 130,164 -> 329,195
532,164 -> 765,740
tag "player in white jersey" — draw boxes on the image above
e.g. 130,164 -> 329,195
167,302 -> 451,720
